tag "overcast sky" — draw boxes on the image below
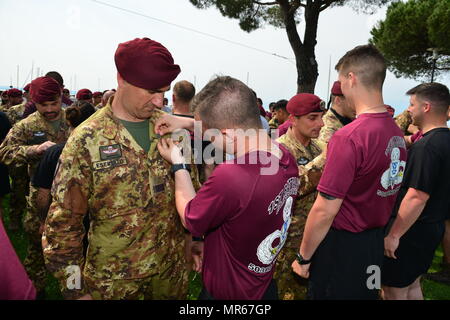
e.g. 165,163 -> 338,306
1,0 -> 448,114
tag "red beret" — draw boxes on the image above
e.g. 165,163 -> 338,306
385,105 -> 395,117
331,81 -> 343,96
114,37 -> 180,90
287,93 -> 324,117
23,83 -> 31,93
92,91 -> 102,98
7,88 -> 23,98
30,77 -> 62,104
76,89 -> 93,100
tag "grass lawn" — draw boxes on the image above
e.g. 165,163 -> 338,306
2,194 -> 449,300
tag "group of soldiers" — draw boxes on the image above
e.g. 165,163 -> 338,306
0,37 -> 448,300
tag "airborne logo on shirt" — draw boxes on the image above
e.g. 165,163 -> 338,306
99,144 -> 122,160
94,144 -> 126,170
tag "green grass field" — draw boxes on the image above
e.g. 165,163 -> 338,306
2,193 -> 449,300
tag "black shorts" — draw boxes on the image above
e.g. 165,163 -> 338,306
198,279 -> 278,300
382,220 -> 445,288
0,164 -> 11,197
308,227 -> 384,300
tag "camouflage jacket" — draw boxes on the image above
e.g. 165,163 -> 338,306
394,109 -> 412,135
42,103 -> 200,299
295,108 -> 348,197
6,102 -> 26,125
0,109 -> 70,175
268,117 -> 279,130
277,128 -> 322,248
318,108 -> 344,146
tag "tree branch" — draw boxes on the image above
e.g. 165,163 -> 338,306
319,0 -> 335,12
253,1 -> 278,5
290,0 -> 306,9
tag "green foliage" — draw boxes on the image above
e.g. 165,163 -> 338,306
190,0 -> 391,32
370,0 -> 450,80
190,0 -> 300,32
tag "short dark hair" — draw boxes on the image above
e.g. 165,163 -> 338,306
65,102 -> 96,128
335,44 -> 386,90
273,99 -> 288,112
257,98 -> 263,105
173,80 -> 195,103
45,71 -> 64,87
190,76 -> 262,130
407,82 -> 450,115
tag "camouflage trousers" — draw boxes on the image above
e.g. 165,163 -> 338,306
85,269 -> 189,300
274,247 -> 308,300
23,184 -> 47,294
8,164 -> 29,229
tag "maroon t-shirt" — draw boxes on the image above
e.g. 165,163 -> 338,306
0,220 -> 36,300
277,120 -> 291,137
318,112 -> 407,233
185,147 -> 299,299
410,130 -> 424,144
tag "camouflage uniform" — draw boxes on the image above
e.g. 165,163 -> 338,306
43,104 -> 200,300
0,110 -> 70,293
275,128 -> 322,300
5,103 -> 29,230
6,102 -> 26,125
394,109 -> 412,135
295,108 -> 344,197
268,117 -> 279,131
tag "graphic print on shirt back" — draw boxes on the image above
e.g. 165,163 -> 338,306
378,136 -> 406,197
249,177 -> 299,274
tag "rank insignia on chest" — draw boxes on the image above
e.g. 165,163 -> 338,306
297,157 -> 310,165
99,144 -> 122,160
150,176 -> 165,195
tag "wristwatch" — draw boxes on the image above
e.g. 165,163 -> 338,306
171,163 -> 191,174
295,252 -> 311,265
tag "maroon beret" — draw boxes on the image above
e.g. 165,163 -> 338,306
23,83 -> 31,93
92,91 -> 102,98
114,37 -> 180,90
30,77 -> 62,104
287,93 -> 324,117
76,89 -> 93,100
331,81 -> 343,96
386,105 -> 395,117
7,88 -> 23,98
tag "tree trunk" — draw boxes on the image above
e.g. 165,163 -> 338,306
279,0 -> 320,93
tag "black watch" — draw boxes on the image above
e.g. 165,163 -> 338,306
295,252 -> 311,265
171,163 -> 191,174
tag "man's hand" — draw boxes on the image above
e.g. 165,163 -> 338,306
35,141 -> 56,155
155,114 -> 194,136
384,235 -> 399,259
157,138 -> 185,164
191,241 -> 204,273
291,260 -> 311,279
77,294 -> 93,300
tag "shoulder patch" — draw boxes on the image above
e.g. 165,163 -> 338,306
297,157 -> 309,165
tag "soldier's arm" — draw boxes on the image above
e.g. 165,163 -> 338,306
298,145 -> 327,197
42,137 -> 91,299
0,121 -> 49,166
394,110 -> 412,135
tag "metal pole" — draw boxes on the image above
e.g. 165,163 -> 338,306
431,58 -> 436,83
